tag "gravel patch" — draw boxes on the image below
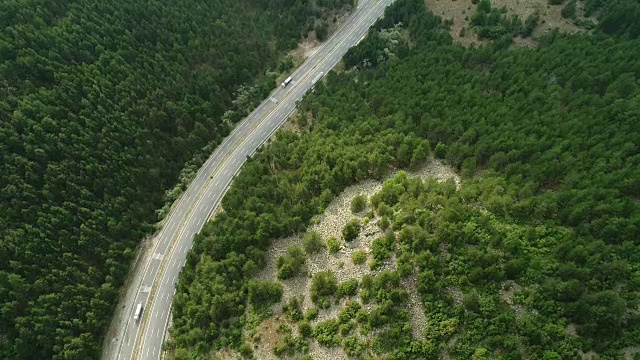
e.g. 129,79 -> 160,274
401,272 -> 427,340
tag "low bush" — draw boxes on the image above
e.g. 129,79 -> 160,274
352,250 -> 367,265
313,319 -> 340,347
247,280 -> 283,309
298,321 -> 313,338
327,236 -> 341,254
351,194 -> 367,213
277,245 -> 306,279
311,270 -> 338,308
342,219 -> 361,241
302,231 -> 324,253
338,279 -> 359,298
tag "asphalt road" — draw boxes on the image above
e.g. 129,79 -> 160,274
106,0 -> 394,358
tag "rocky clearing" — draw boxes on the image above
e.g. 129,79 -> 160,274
250,158 -> 460,360
424,0 -> 586,47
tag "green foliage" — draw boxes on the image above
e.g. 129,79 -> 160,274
277,245 -> 307,279
434,142 -> 447,159
585,0 -> 640,38
337,279 -> 360,298
521,11 -> 540,37
471,0 -> 535,40
313,319 -> 341,347
360,274 -> 375,303
247,280 -> 283,309
298,321 -> 313,338
273,331 -> 308,357
352,250 -> 367,265
315,22 -> 329,41
327,236 -> 342,254
302,231 -> 324,254
351,194 -> 368,213
305,308 -> 319,321
342,219 -> 362,241
342,335 -> 367,356
377,216 -> 391,231
311,270 -> 338,308
283,296 -> 304,322
561,0 -> 577,18
372,232 -> 396,262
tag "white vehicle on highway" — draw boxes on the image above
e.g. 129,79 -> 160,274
133,303 -> 144,322
281,76 -> 292,88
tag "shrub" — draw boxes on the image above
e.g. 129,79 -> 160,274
302,231 -> 323,253
298,321 -> 312,338
352,250 -> 367,265
350,194 -> 367,213
434,142 -> 447,159
360,274 -> 374,303
247,280 -> 283,309
315,21 -> 328,41
397,252 -> 414,278
313,319 -> 340,347
283,296 -> 303,321
326,236 -> 341,254
339,301 -> 363,324
561,0 -> 577,18
377,202 -> 393,217
338,279 -> 359,298
273,333 -> 308,356
277,245 -> 306,279
377,216 -> 390,231
305,308 -> 318,321
342,335 -> 367,357
463,292 -> 481,312
521,11 -> 539,37
311,270 -> 338,308
342,219 -> 361,241
372,233 -> 395,262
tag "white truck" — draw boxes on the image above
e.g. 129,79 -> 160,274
133,303 -> 144,322
281,76 -> 292,88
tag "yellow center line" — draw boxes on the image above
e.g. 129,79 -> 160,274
131,1 -> 386,357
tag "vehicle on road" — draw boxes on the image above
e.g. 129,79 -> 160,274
281,76 -> 293,88
133,303 -> 144,322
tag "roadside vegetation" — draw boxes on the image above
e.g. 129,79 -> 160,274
170,0 -> 640,357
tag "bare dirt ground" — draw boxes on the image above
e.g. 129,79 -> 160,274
250,158 -> 460,359
424,0 -> 586,47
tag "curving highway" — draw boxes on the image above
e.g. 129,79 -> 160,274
103,0 -> 394,358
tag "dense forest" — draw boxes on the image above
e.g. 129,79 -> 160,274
171,0 -> 640,358
0,0 -> 352,358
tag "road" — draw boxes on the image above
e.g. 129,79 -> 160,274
105,0 -> 394,358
